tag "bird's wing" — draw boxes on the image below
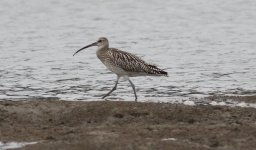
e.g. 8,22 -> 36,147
106,48 -> 167,76
106,48 -> 146,72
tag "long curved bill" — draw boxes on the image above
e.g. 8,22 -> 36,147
73,42 -> 97,56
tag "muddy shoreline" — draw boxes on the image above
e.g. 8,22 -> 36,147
0,97 -> 256,150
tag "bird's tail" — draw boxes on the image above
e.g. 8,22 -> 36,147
147,64 -> 168,76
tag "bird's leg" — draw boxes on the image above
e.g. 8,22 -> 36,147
128,79 -> 138,102
102,76 -> 120,99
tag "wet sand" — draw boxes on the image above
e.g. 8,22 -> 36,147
0,97 -> 256,150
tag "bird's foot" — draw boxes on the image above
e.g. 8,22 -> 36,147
102,95 -> 110,101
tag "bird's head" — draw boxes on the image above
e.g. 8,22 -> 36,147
96,37 -> 109,48
73,37 -> 109,56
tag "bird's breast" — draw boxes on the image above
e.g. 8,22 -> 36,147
96,50 -> 127,76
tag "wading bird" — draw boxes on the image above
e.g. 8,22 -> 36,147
73,37 -> 168,101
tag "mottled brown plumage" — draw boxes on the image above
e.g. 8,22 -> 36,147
104,48 -> 167,76
73,37 -> 168,101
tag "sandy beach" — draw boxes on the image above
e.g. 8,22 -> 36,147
0,96 -> 255,150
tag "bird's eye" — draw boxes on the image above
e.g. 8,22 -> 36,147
98,40 -> 102,43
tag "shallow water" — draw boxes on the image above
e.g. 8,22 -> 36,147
0,0 -> 256,101
0,141 -> 38,150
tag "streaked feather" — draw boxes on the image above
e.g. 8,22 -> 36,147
104,48 -> 168,76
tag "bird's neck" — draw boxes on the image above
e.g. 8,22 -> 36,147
98,44 -> 109,50
97,45 -> 108,52
96,46 -> 109,60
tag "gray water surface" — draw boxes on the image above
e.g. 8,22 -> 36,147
0,0 -> 256,101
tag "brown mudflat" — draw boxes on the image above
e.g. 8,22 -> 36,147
0,96 -> 256,150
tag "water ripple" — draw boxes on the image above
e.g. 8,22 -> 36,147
0,0 -> 256,101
